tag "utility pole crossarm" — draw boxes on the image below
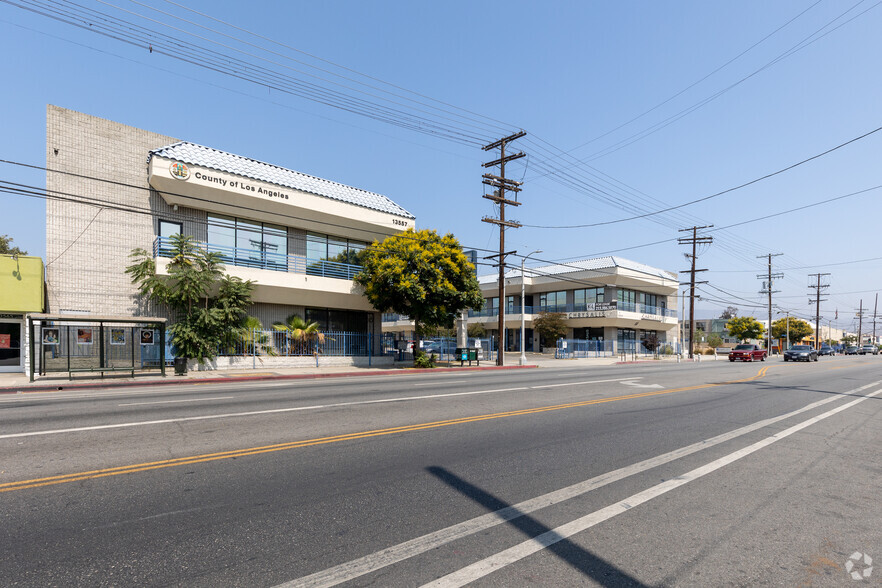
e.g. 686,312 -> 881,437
680,225 -> 714,359
482,131 -> 527,366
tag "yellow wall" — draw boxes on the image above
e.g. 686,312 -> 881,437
0,255 -> 44,312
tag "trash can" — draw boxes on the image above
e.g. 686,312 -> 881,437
174,356 -> 188,376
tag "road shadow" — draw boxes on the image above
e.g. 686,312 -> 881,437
427,466 -> 649,586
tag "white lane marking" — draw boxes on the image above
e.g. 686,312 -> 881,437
422,387 -> 882,588
118,396 -> 234,406
529,377 -> 640,389
414,380 -> 469,387
0,387 -> 529,439
620,380 -> 663,389
276,380 -> 882,588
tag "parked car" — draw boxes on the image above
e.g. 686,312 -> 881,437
818,345 -> 835,356
728,344 -> 766,362
859,344 -> 878,355
845,346 -> 860,355
423,339 -> 456,355
784,344 -> 818,362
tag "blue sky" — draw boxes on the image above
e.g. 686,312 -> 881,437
2,0 -> 881,332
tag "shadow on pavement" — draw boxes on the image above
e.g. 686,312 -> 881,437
427,465 -> 649,586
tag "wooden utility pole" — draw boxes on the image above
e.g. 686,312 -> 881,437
808,273 -> 830,349
857,299 -> 865,345
678,226 -> 713,359
757,253 -> 783,353
482,131 -> 525,366
873,293 -> 878,345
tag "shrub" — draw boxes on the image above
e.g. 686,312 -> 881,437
414,350 -> 437,368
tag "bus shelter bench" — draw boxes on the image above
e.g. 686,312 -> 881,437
68,366 -> 137,380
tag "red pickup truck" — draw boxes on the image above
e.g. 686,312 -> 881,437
728,344 -> 766,362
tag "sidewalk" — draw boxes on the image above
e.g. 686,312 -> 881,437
0,352 -> 678,394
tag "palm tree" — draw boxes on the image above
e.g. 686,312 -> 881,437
272,314 -> 325,355
239,316 -> 276,356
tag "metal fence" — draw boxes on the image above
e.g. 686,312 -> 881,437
380,336 -> 496,362
555,339 -> 680,359
555,339 -> 614,358
215,330 -> 373,357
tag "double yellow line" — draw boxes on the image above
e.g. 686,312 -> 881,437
1,367 -> 771,494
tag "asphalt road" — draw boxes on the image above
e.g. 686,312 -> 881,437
1,357 -> 880,586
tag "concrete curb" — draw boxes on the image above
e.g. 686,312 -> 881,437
0,364 -> 540,394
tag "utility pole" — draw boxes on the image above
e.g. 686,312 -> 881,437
857,299 -> 865,345
874,293 -> 878,345
678,226 -> 713,359
482,131 -> 525,366
757,254 -> 783,354
808,273 -> 830,349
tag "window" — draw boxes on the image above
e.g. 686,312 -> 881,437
306,308 -> 369,333
618,328 -> 637,352
306,232 -> 368,271
207,215 -> 288,270
574,288 -> 603,308
158,220 -> 182,239
157,220 -> 183,255
539,291 -> 567,312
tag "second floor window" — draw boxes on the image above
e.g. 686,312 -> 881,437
574,288 -> 603,307
207,214 -> 287,270
539,291 -> 567,311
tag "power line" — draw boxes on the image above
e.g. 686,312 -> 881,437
520,124 -> 882,229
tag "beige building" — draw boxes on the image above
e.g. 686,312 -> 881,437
45,106 -> 414,359
384,256 -> 679,354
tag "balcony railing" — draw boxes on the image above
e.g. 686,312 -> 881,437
153,236 -> 362,281
467,302 -> 677,319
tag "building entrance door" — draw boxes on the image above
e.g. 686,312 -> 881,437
0,320 -> 23,372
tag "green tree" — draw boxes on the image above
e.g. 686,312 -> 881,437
770,317 -> 812,345
725,316 -> 765,342
467,323 -> 487,339
707,333 -> 723,349
126,233 -> 254,362
238,316 -> 276,356
355,228 -> 483,360
0,234 -> 27,256
273,314 -> 325,355
842,334 -> 857,346
532,312 -> 567,347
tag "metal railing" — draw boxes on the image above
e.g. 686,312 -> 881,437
216,330 -> 373,357
154,236 -> 362,280
467,302 -> 676,319
555,338 -> 679,359
555,339 -> 614,358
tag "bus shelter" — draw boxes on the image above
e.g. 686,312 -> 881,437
27,314 -> 167,381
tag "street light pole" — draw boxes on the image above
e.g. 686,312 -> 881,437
520,250 -> 542,366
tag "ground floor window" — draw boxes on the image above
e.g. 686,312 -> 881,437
617,328 -> 637,352
572,327 -> 604,340
0,320 -> 23,370
305,308 -> 369,333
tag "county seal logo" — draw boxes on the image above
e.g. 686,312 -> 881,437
169,161 -> 190,180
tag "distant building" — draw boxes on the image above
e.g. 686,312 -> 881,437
383,255 -> 679,353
